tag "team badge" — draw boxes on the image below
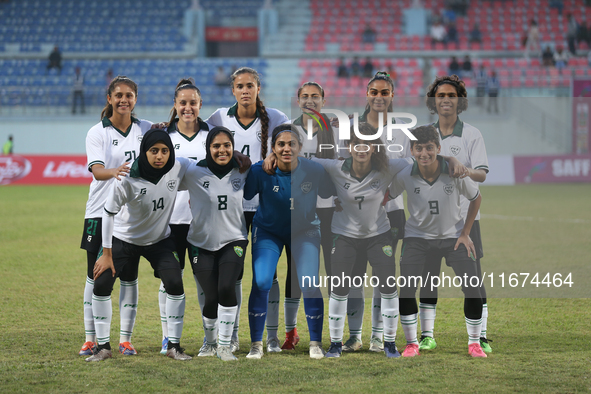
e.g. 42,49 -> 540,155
167,180 -> 177,191
300,181 -> 312,193
344,182 -> 350,190
306,229 -> 319,238
450,145 -> 461,156
202,141 -> 206,149
137,136 -> 143,143
173,251 -> 179,262
112,139 -> 118,146
273,186 -> 279,192
444,184 -> 454,195
234,246 -> 244,257
256,131 -> 262,142
370,180 -> 380,190
232,178 -> 241,191
414,187 -> 420,194
382,245 -> 393,257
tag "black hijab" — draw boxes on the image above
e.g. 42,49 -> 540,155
204,126 -> 237,179
131,128 -> 175,184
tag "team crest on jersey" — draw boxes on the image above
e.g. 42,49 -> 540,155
167,180 -> 177,191
173,251 -> 179,262
300,182 -> 312,194
450,145 -> 461,156
232,178 -> 241,191
273,186 -> 279,192
137,136 -> 143,143
370,180 -> 380,190
344,183 -> 351,190
444,184 -> 454,195
414,187 -> 420,194
112,139 -> 118,146
306,229 -> 319,238
256,131 -> 262,142
234,246 -> 244,257
382,245 -> 393,257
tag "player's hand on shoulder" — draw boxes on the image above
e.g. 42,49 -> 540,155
263,152 -> 277,175
446,156 -> 467,178
113,162 -> 131,180
151,122 -> 169,130
234,150 -> 252,173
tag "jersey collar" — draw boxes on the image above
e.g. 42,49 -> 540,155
167,118 -> 210,141
433,117 -> 463,139
341,157 -> 378,182
227,103 -> 259,130
197,157 -> 239,179
410,155 -> 449,185
102,116 -> 140,137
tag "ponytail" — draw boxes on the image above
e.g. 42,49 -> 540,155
256,96 -> 270,159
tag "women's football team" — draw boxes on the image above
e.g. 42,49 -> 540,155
80,68 -> 490,362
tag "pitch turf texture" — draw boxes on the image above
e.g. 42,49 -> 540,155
0,184 -> 590,393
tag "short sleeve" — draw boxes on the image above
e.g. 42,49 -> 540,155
103,178 -> 128,215
458,177 -> 480,201
318,166 -> 336,199
86,127 -> 105,172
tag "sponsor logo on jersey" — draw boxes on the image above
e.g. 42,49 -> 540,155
450,145 -> 461,156
87,235 -> 92,242
306,229 -> 319,238
414,187 -> 420,194
139,188 -> 146,195
273,185 -> 279,192
203,181 -> 210,188
112,140 -> 118,146
382,245 -> 393,257
167,180 -> 177,191
234,246 -> 244,257
300,181 -> 312,193
232,178 -> 241,191
193,256 -> 198,265
0,155 -> 32,185
173,251 -> 179,262
371,180 -> 380,190
344,182 -> 350,189
256,131 -> 262,142
174,144 -> 180,150
444,184 -> 454,195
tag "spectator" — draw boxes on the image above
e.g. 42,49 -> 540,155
542,46 -> 555,67
3,135 -> 13,155
105,68 -> 114,88
362,24 -> 377,44
578,21 -> 590,48
430,20 -> 447,46
72,67 -> 85,115
214,66 -> 228,87
362,56 -> 374,78
447,22 -> 458,44
567,13 -> 579,55
587,48 -> 591,66
46,46 -> 62,75
524,20 -> 540,59
550,0 -> 564,15
337,58 -> 349,78
554,45 -> 569,70
469,25 -> 482,43
487,70 -> 500,114
474,65 -> 487,107
448,56 -> 461,75
461,55 -> 472,77
350,56 -> 362,77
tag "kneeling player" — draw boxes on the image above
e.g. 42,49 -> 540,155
390,125 -> 486,358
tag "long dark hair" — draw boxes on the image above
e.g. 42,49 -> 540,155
168,78 -> 204,128
231,67 -> 270,159
100,76 -> 138,119
346,122 -> 388,173
297,81 -> 336,159
362,71 -> 394,117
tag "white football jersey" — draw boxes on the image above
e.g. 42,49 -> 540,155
103,158 -> 191,246
434,118 -> 488,220
179,162 -> 249,251
315,157 -> 408,239
167,119 -> 211,225
390,158 -> 480,240
84,117 -> 153,219
206,104 -> 289,211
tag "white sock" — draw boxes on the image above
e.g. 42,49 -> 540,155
466,317 -> 482,345
419,302 -> 437,338
401,313 -> 418,345
218,305 -> 237,347
266,278 -> 280,339
347,285 -> 364,339
203,316 -> 218,345
328,292 -> 348,343
119,279 -> 138,343
166,293 -> 185,344
380,291 -> 399,342
92,294 -> 112,345
233,279 -> 242,340
158,281 -> 168,339
284,297 -> 301,332
371,286 -> 383,339
480,303 -> 488,338
84,277 -> 96,342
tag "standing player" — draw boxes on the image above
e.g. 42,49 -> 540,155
87,129 -> 191,361
157,78 -> 210,354
180,127 -> 250,361
389,125 -> 486,358
79,76 -> 152,357
244,124 -> 330,360
418,75 -> 491,353
343,71 -> 411,353
206,67 -> 289,353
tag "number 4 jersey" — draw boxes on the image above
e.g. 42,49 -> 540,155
389,157 -> 480,240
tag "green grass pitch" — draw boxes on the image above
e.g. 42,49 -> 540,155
0,184 -> 590,393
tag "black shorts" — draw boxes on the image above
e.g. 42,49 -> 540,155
471,220 -> 484,259
110,236 -> 181,277
80,217 -> 102,254
169,224 -> 190,271
387,209 -> 406,241
188,239 -> 248,275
